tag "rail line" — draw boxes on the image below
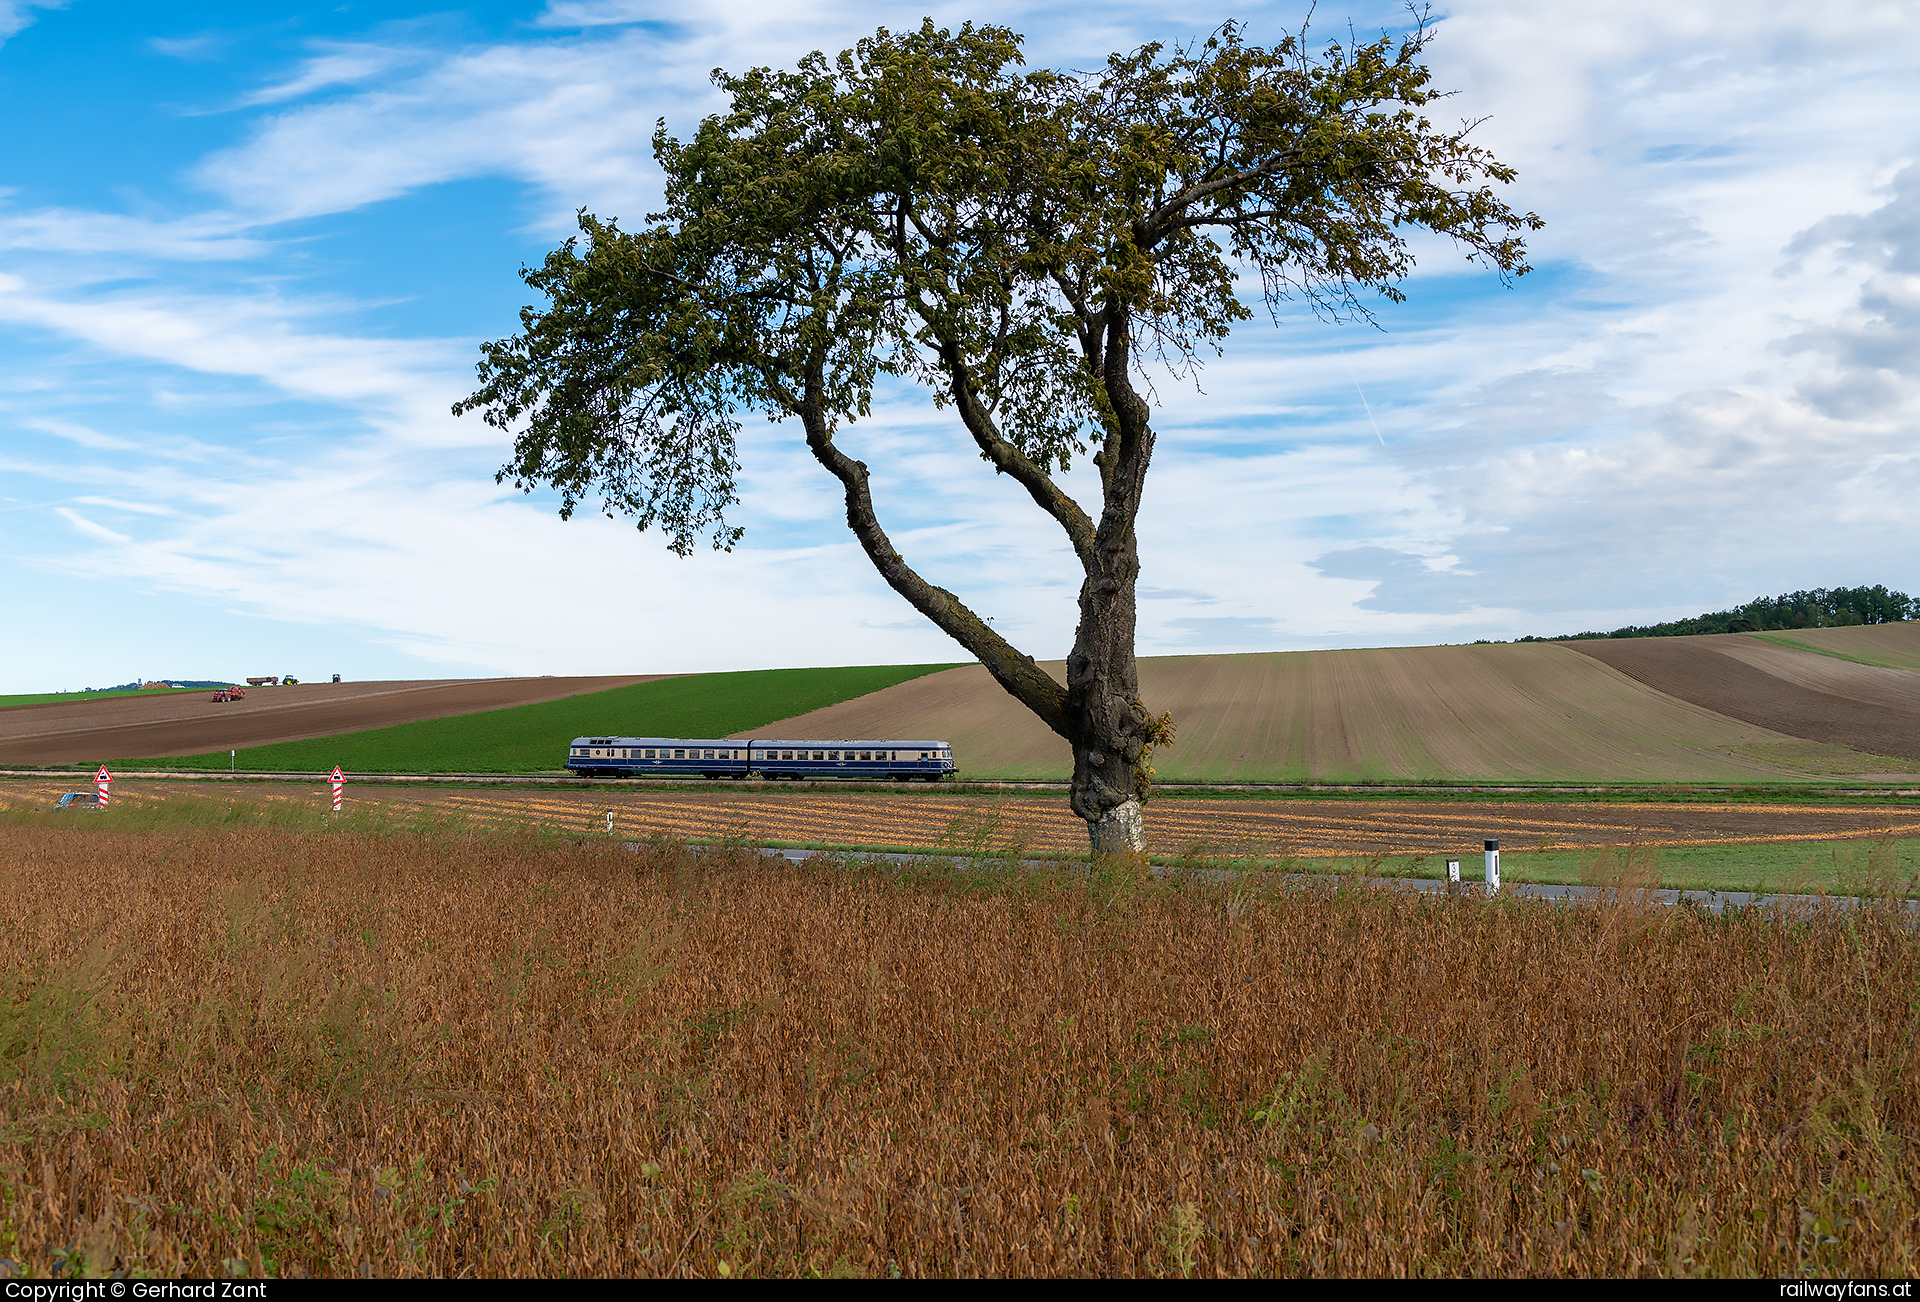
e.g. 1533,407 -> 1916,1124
4,768 -> 1920,798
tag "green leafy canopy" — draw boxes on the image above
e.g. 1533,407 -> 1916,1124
454,12 -> 1540,558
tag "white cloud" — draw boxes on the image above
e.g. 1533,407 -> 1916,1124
190,30 -> 686,226
53,506 -> 131,545
0,274 -> 475,445
0,2 -> 62,48
239,43 -> 426,107
24,418 -> 140,452
72,496 -> 180,516
0,208 -> 264,260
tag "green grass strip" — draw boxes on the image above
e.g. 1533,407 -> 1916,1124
673,834 -> 1920,896
0,687 -> 218,709
119,663 -> 960,774
1742,632 -> 1900,669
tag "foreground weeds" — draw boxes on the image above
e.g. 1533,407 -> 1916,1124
0,821 -> 1915,1277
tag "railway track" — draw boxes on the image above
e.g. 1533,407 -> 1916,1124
5,768 -> 1919,798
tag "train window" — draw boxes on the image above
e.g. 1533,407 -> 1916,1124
812,751 -> 824,761
702,750 -> 712,760
828,750 -> 838,760
674,749 -> 685,759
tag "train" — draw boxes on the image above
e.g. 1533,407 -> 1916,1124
566,737 -> 957,781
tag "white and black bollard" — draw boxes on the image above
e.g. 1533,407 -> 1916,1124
1447,859 -> 1460,883
1484,838 -> 1500,894
605,808 -> 615,835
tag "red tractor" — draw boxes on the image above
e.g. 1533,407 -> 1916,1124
211,687 -> 247,703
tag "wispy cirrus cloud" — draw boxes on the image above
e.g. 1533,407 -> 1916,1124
0,1 -> 61,47
238,42 -> 431,106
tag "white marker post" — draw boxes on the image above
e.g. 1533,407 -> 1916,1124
95,765 -> 111,808
1447,859 -> 1460,883
330,766 -> 344,815
1484,838 -> 1500,894
230,749 -> 236,773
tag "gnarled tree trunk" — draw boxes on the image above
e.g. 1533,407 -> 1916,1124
1066,337 -> 1157,854
800,333 -> 1166,857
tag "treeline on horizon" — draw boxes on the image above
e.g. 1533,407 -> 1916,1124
1517,585 -> 1917,643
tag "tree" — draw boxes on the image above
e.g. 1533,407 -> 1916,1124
456,15 -> 1541,852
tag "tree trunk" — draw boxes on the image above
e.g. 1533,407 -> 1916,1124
1067,322 -> 1158,856
1066,543 -> 1148,853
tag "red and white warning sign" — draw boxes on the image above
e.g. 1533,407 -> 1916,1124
329,765 -> 344,813
95,765 -> 111,807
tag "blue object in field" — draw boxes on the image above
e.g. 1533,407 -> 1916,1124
565,737 -> 957,782
53,792 -> 100,810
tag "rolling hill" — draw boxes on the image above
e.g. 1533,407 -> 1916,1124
8,625 -> 1918,784
745,629 -> 1920,783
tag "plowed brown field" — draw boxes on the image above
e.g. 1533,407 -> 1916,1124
743,645 -> 1917,783
10,780 -> 1917,858
0,676 -> 662,766
1571,635 -> 1920,763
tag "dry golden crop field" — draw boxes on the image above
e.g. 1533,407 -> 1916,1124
5,779 -> 1918,858
0,820 -> 1913,1278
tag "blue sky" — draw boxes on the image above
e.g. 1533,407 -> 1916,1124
2,0 -> 1916,691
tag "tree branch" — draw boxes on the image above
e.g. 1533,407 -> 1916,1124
797,358 -> 1071,738
1140,148 -> 1306,242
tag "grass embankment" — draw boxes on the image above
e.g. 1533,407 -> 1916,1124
2,811 -> 1915,1277
1457,839 -> 1919,896
1750,624 -> 1920,672
675,838 -> 1920,899
116,664 -> 958,774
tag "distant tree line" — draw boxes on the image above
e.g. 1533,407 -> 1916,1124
83,680 -> 234,692
1516,586 -> 1917,643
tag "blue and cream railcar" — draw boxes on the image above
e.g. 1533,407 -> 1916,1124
566,737 -> 955,781
748,740 -> 954,781
568,738 -> 750,779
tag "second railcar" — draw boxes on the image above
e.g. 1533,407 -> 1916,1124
567,737 -> 955,781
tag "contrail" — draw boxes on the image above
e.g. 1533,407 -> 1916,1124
1341,349 -> 1387,447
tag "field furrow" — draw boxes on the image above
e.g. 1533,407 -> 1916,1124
7,781 -> 1918,859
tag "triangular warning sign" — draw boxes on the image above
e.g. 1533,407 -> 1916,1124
96,765 -> 111,781
330,766 -> 344,781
